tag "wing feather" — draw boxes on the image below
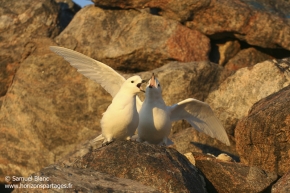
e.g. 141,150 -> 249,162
50,46 -> 143,110
169,98 -> 230,146
50,46 -> 125,97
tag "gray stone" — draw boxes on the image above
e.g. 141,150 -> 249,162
206,59 -> 290,137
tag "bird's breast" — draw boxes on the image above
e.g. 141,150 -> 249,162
139,102 -> 171,131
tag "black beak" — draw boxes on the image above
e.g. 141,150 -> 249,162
137,80 -> 146,93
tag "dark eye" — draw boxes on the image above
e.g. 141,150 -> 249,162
158,84 -> 160,87
131,81 -> 134,83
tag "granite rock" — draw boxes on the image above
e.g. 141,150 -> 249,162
192,152 -> 278,193
12,164 -> 159,193
0,38 -> 109,180
272,170 -> 290,193
224,47 -> 273,71
92,0 -> 290,50
0,0 -> 60,103
236,84 -> 290,175
66,140 -> 207,193
206,59 -> 290,137
55,5 -> 210,72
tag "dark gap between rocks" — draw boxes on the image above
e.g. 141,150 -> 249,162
209,37 -> 290,64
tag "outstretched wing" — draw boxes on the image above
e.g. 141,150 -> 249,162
168,98 -> 230,146
50,46 -> 143,109
50,46 -> 125,98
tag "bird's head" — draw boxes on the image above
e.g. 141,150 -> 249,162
122,75 -> 146,95
145,73 -> 162,98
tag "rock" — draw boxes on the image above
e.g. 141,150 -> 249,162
235,84 -> 290,176
192,152 -> 278,193
91,0 -> 212,22
184,152 -> 196,165
216,153 -> 234,162
206,58 -> 290,137
92,0 -> 290,50
0,0 -> 60,101
64,140 -> 207,193
54,0 -> 81,31
170,127 -> 238,160
217,40 -> 241,66
0,38 -> 110,181
12,164 -> 159,193
224,47 -> 273,71
135,61 -> 223,108
272,170 -> 290,193
55,5 -> 210,72
185,0 -> 290,49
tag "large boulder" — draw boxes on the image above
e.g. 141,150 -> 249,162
192,153 -> 278,193
272,170 -> 290,193
0,0 -> 60,105
206,58 -> 290,137
55,5 -> 210,72
12,164 -> 159,193
224,47 -> 273,71
0,38 -> 109,180
63,140 -> 207,193
236,84 -> 290,175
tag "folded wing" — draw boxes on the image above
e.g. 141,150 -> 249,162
168,98 -> 230,146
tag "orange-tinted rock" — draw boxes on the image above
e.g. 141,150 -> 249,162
12,164 -> 159,193
92,0 -> 290,50
236,84 -> 290,175
69,140 -> 207,193
55,5 -> 210,72
272,170 -> 290,193
225,47 -> 273,71
0,38 -> 109,180
192,153 -> 278,193
217,40 -> 241,66
0,0 -> 60,100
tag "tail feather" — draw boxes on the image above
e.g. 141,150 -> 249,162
92,134 -> 104,143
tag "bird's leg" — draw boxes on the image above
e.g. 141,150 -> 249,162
159,138 -> 168,146
136,137 -> 145,143
126,136 -> 138,142
102,140 -> 114,147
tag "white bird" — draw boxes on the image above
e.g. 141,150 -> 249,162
137,73 -> 230,146
50,46 -> 145,144
99,75 -> 145,143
